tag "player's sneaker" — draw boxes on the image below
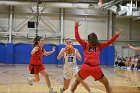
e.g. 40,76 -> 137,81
60,88 -> 64,93
89,91 -> 94,93
69,91 -> 74,93
27,77 -> 33,85
49,88 -> 57,93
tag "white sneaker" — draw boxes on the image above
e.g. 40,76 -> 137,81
27,77 -> 33,85
89,91 -> 94,93
69,91 -> 74,93
49,88 -> 57,93
60,88 -> 64,93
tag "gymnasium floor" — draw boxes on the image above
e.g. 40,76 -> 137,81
0,64 -> 140,93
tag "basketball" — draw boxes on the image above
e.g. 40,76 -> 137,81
65,45 -> 75,54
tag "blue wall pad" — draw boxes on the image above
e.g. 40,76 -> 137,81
107,46 -> 115,65
100,46 -> 115,65
1,43 -> 115,65
14,44 -> 32,64
100,47 -> 108,65
0,43 -> 6,63
5,43 -> 14,64
14,44 -> 58,64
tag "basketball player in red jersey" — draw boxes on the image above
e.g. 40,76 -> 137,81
70,21 -> 122,93
27,36 -> 56,93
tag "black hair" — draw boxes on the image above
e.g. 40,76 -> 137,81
33,36 -> 43,47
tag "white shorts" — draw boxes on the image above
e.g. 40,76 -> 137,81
63,66 -> 79,80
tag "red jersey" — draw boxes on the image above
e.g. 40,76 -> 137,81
30,46 -> 44,65
75,25 -> 119,66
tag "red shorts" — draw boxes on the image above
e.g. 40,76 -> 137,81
29,64 -> 45,74
78,63 -> 104,81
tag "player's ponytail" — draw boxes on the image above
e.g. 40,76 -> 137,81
33,36 -> 43,47
88,32 -> 99,46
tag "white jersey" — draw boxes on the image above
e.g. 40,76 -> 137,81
63,49 -> 77,69
63,48 -> 79,80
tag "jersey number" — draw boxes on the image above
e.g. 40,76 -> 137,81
68,57 -> 74,62
88,47 -> 96,52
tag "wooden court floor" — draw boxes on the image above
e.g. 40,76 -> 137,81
0,64 -> 140,93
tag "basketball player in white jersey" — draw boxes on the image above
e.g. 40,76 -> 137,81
57,38 -> 93,93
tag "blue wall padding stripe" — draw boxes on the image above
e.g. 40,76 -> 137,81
14,44 -> 32,64
1,43 -> 115,65
5,43 -> 14,64
100,46 -> 115,65
0,43 -> 6,63
107,46 -> 115,65
100,47 -> 108,65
